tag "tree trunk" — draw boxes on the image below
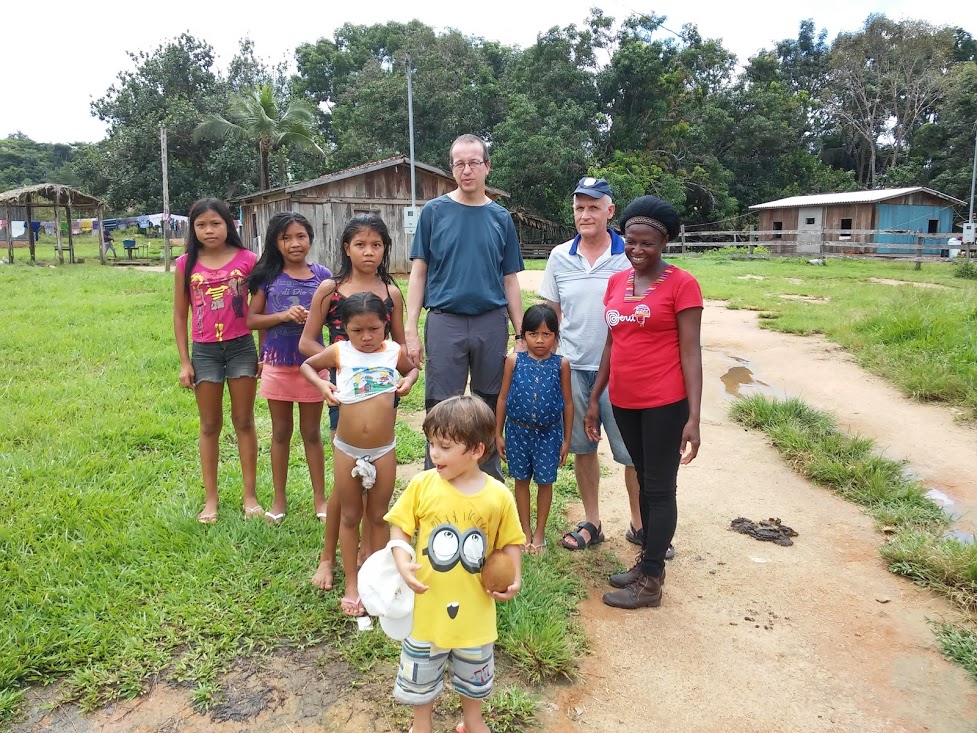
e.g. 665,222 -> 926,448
259,143 -> 270,191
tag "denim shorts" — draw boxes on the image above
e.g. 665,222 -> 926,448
569,369 -> 633,465
191,334 -> 258,385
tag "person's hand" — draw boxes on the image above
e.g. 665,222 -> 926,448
281,305 -> 308,325
487,579 -> 521,601
497,434 -> 507,462
179,363 -> 195,389
406,334 -> 423,368
680,419 -> 700,464
256,361 -> 264,378
514,337 -> 528,353
559,440 -> 570,466
395,375 -> 416,396
317,380 -> 341,406
584,402 -> 601,442
398,562 -> 429,594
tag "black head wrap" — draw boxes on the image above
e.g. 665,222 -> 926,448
618,195 -> 681,241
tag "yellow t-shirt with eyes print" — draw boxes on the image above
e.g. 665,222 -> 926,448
385,468 -> 525,649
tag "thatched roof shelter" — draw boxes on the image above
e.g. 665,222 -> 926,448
0,184 -> 106,264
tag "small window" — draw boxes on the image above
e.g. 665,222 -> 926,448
928,219 -> 939,234
840,218 -> 852,230
773,221 -> 783,240
805,217 -> 816,225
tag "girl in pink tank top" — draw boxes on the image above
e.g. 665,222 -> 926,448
173,197 -> 262,525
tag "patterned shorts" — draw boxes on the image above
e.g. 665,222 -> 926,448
393,636 -> 494,705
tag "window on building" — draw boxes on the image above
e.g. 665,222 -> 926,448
773,221 -> 783,240
805,217 -> 816,225
840,218 -> 852,241
928,219 -> 939,234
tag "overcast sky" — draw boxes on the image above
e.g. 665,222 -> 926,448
2,0 -> 973,144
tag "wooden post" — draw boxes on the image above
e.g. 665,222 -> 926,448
161,125 -> 172,272
748,225 -> 755,258
4,205 -> 11,263
915,235 -> 923,271
26,195 -> 35,262
54,201 -> 64,265
66,204 -> 75,264
680,224 -> 686,254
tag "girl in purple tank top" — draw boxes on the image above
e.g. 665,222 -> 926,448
247,212 -> 332,525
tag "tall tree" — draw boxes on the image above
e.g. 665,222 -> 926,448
825,15 -> 956,184
194,85 -> 325,191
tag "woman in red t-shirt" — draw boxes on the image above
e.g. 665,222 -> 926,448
584,195 -> 703,610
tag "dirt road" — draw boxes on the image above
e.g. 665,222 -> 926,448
538,289 -> 977,733
15,271 -> 977,732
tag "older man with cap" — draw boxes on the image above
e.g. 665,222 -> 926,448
540,177 -> 663,554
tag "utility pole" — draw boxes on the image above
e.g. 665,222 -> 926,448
403,54 -> 419,239
161,125 -> 172,272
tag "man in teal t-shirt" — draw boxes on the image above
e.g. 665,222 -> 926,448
405,134 -> 525,481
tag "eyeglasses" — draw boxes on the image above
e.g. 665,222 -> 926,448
450,160 -> 486,171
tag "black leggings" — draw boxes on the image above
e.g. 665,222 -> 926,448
613,399 -> 689,576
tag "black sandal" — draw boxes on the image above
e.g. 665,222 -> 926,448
561,521 -> 605,551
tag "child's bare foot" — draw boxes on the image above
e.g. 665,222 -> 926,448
310,560 -> 334,591
529,532 -> 547,555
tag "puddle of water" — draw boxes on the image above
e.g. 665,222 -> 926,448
720,356 -> 785,401
924,488 -> 977,543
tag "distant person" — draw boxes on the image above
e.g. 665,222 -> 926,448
102,229 -> 117,259
301,292 -> 418,618
585,195 -> 703,610
246,212 -> 332,526
496,304 -> 572,553
173,197 -> 262,524
299,213 -> 406,592
405,133 -> 525,482
385,395 -> 524,733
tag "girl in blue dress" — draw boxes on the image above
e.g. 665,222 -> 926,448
496,304 -> 573,553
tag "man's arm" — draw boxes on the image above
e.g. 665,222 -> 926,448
405,259 -> 428,367
503,272 -> 523,337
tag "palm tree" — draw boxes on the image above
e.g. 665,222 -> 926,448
194,84 -> 325,191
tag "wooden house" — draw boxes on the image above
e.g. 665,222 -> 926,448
750,187 -> 964,253
231,156 -> 509,273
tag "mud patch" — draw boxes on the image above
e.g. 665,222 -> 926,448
736,274 -> 765,280
787,278 -> 804,285
778,293 -> 829,303
12,647 -> 360,733
867,277 -> 950,290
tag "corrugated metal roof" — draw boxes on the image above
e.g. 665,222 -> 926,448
749,187 -> 965,209
231,155 -> 509,203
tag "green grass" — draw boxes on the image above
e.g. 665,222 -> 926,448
932,622 -> 977,681
730,394 -> 977,680
6,230 -> 176,264
675,255 -> 977,417
0,262 -> 589,728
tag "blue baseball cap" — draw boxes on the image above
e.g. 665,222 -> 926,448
573,177 -> 612,199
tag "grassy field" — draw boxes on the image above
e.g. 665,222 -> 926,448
0,263 -> 593,729
4,251 -> 977,726
4,230 -> 174,264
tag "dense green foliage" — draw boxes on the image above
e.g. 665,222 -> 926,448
5,12 -> 977,225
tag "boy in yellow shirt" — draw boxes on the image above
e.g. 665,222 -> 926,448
386,395 -> 524,733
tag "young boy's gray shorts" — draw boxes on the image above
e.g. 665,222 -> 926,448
393,636 -> 495,705
190,334 -> 258,385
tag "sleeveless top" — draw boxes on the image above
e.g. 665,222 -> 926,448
505,352 -> 565,428
260,263 -> 332,365
333,339 -> 401,405
326,288 -> 396,344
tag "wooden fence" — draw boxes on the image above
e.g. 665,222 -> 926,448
671,226 -> 974,269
